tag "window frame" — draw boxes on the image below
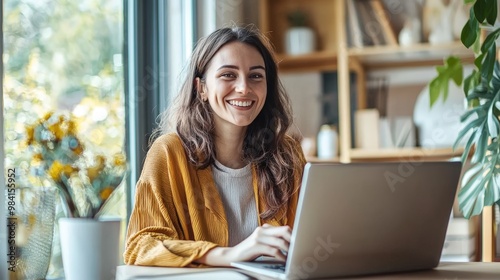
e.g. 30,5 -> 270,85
124,0 -> 197,219
0,0 -> 7,277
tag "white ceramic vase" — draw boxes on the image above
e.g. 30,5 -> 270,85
59,217 -> 121,280
413,83 -> 467,148
285,27 -> 316,55
317,124 -> 338,159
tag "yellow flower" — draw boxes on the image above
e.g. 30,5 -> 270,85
48,161 -> 64,181
113,153 -> 126,167
95,155 -> 106,166
73,144 -> 84,155
62,164 -> 76,177
25,125 -> 35,145
48,121 -> 65,140
87,156 -> 105,181
42,111 -> 53,121
100,187 -> 114,200
68,119 -> 78,135
33,153 -> 43,161
31,153 -> 43,166
48,160 -> 75,181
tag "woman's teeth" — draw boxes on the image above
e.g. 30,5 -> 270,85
228,100 -> 252,107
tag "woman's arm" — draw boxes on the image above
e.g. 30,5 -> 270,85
124,179 -> 218,267
124,135 -> 220,267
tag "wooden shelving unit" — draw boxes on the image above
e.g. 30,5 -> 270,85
258,0 -> 474,164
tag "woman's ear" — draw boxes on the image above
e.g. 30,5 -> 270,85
195,77 -> 207,101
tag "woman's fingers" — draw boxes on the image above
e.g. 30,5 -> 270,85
256,225 -> 292,243
251,225 -> 292,258
256,234 -> 290,252
261,245 -> 288,261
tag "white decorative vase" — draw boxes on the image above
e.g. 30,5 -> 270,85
413,83 -> 467,148
285,27 -> 316,55
59,217 -> 121,280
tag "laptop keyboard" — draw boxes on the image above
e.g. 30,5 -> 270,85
263,264 -> 286,272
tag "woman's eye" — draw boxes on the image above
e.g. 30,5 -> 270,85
221,73 -> 236,78
250,73 -> 264,79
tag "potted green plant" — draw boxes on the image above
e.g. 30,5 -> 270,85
285,9 -> 316,55
429,0 -> 500,219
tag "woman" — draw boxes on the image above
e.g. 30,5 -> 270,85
124,25 -> 306,267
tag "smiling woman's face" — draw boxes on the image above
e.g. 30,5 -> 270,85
198,41 -> 267,131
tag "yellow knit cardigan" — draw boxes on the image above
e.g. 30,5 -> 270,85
124,133 -> 306,267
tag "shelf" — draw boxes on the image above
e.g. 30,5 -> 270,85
348,42 -> 474,69
306,147 -> 464,163
275,51 -> 337,72
306,156 -> 340,163
275,42 -> 473,72
259,0 -> 339,70
349,147 -> 464,161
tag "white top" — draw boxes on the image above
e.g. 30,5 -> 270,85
212,160 -> 258,247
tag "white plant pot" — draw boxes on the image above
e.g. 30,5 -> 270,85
285,27 -> 316,55
59,217 -> 121,280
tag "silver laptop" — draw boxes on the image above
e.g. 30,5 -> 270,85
231,161 -> 462,279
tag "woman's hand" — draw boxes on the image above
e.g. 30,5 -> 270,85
231,223 -> 291,262
194,224 -> 292,266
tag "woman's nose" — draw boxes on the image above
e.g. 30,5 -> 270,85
235,78 -> 250,94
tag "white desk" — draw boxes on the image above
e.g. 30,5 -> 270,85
116,262 -> 500,280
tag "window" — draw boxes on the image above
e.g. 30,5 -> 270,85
3,0 -> 125,277
2,0 -> 199,277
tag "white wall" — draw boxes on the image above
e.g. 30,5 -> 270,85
197,0 -> 259,38
280,72 -> 323,138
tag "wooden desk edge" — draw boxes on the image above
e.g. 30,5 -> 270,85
116,262 -> 500,280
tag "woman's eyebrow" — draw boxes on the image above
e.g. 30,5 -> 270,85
250,65 -> 265,71
217,65 -> 266,71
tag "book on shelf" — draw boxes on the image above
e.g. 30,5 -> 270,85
440,217 -> 477,261
369,0 -> 398,46
354,0 -> 379,46
346,0 -> 363,48
349,0 -> 398,47
321,71 -> 358,148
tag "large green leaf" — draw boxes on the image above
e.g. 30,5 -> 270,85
492,61 -> 500,90
458,142 -> 500,219
481,42 -> 497,82
486,0 -> 498,25
473,125 -> 489,163
461,8 -> 479,48
429,56 -> 463,106
463,69 -> 479,97
473,0 -> 489,23
458,163 -> 488,218
480,29 -> 500,53
474,52 -> 485,70
487,97 -> 500,138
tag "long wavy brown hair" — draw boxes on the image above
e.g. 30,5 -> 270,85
154,26 -> 304,220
